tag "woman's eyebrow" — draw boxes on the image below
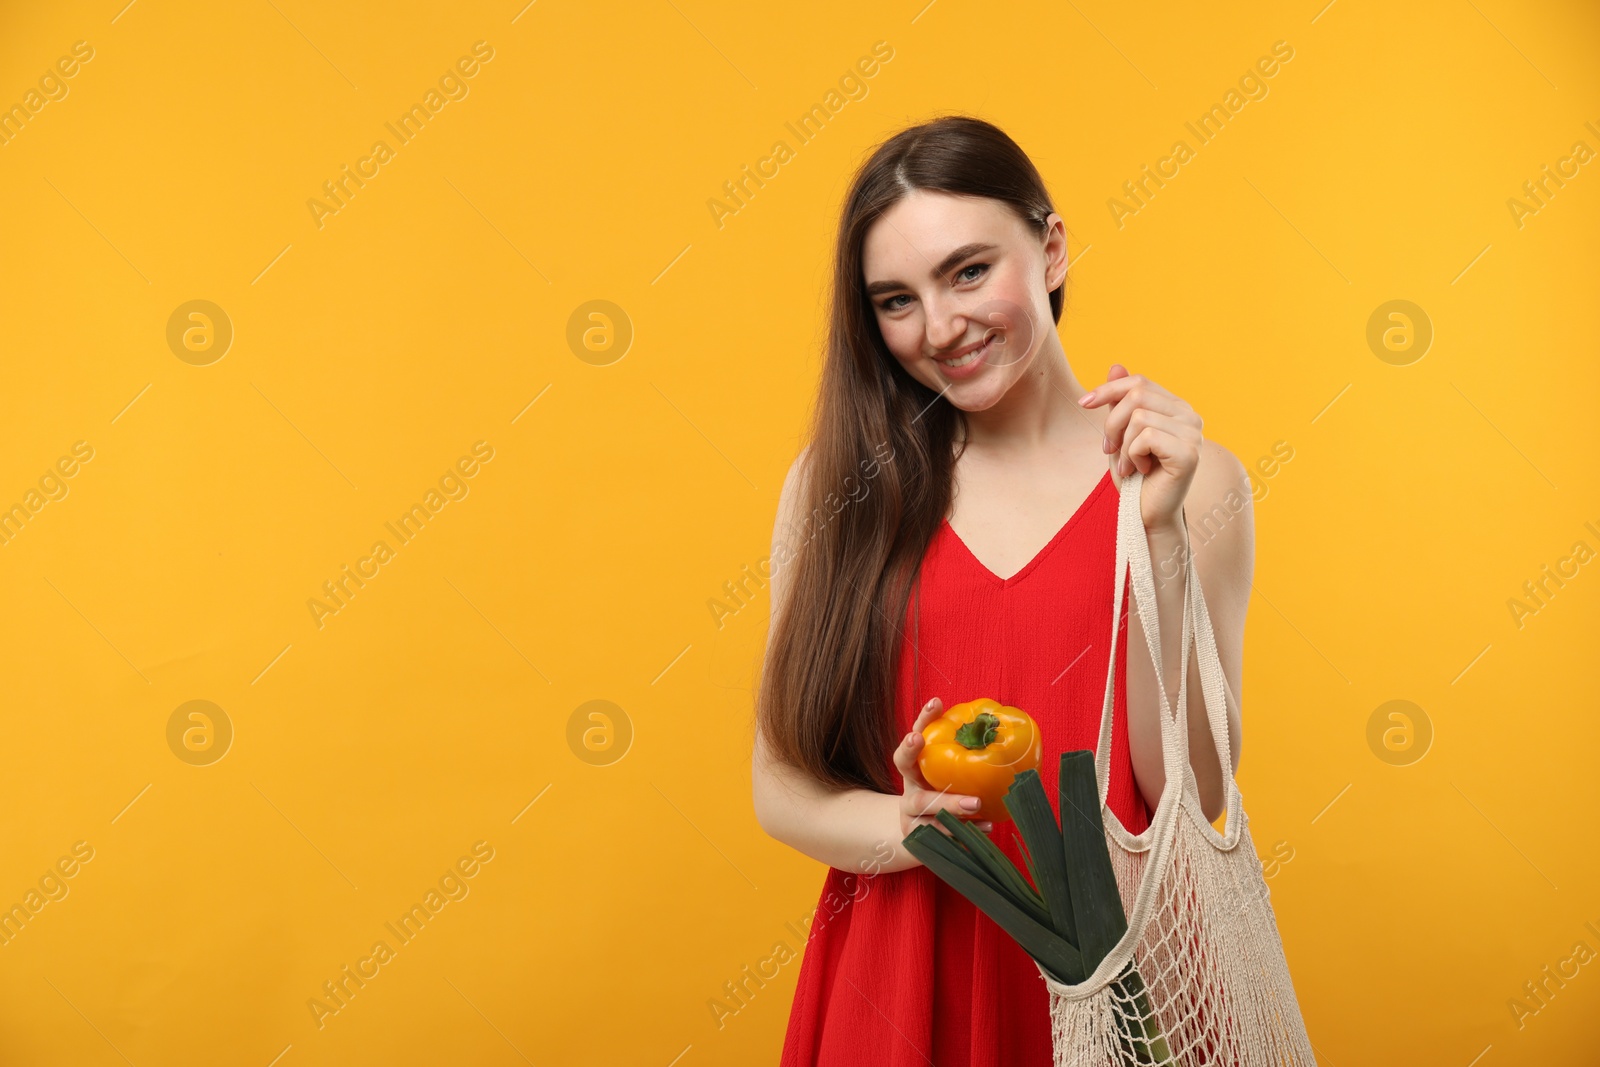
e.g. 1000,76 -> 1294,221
864,241 -> 998,297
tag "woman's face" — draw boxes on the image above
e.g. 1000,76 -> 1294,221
862,190 -> 1065,411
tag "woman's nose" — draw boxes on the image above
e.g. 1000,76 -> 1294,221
923,294 -> 970,351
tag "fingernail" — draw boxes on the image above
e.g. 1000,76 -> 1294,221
1101,434 -> 1111,452
1079,391 -> 1094,405
960,798 -> 980,811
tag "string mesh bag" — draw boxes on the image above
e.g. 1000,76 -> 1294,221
1040,468 -> 1316,1066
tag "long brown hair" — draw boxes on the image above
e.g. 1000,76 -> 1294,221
757,114 -> 1068,795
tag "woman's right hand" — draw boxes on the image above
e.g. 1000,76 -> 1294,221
894,697 -> 993,840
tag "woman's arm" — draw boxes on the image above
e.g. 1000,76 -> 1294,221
752,727 -> 914,874
750,450 -> 908,873
750,450 -> 980,874
1080,367 -> 1250,824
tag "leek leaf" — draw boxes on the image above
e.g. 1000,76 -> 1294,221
1004,768 -> 1079,949
1058,751 -> 1128,969
904,825 -> 1085,984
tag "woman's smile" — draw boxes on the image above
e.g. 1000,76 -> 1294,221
934,333 -> 996,378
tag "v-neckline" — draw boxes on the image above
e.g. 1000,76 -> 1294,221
942,470 -> 1111,587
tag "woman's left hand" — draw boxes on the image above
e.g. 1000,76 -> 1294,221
1078,364 -> 1202,531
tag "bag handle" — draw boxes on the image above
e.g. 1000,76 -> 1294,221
1094,467 -> 1241,809
1184,538 -> 1238,807
1094,468 -> 1238,818
1094,469 -> 1191,811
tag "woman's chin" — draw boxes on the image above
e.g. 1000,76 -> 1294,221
941,378 -> 1009,412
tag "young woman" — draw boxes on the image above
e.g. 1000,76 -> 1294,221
752,115 -> 1253,1065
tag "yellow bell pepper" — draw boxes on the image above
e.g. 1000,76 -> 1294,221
918,697 -> 1042,822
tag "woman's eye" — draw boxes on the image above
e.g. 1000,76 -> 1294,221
877,267 -> 985,311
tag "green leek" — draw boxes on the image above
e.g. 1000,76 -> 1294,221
903,750 -> 1175,1064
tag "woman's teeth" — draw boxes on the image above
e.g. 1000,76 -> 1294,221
939,339 -> 988,367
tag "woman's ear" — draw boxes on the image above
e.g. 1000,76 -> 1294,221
1041,211 -> 1069,292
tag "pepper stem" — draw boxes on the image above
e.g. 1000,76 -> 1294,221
954,711 -> 1001,750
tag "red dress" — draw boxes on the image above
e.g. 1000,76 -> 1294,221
779,469 -> 1151,1067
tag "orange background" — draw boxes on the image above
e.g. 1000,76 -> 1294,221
1,1 -> 1597,1064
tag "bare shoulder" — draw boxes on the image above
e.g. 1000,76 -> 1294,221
1190,440 -> 1252,513
781,444 -> 813,499
774,445 -> 814,548
769,445 -> 815,629
1183,440 -> 1255,574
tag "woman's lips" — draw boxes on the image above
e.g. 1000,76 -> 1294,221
934,334 -> 995,380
